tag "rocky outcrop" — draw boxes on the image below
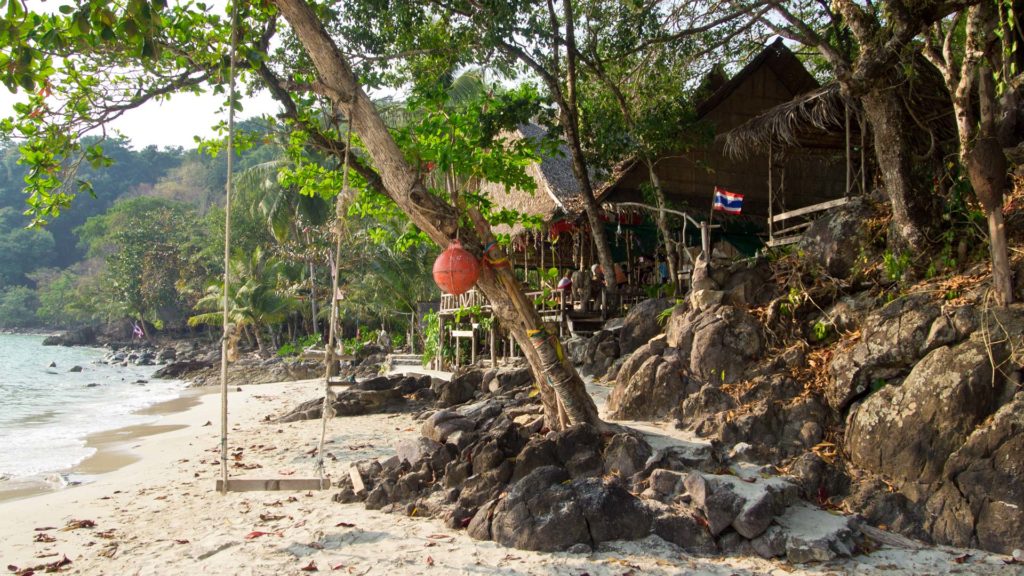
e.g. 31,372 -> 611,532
42,326 -> 97,346
607,337 -> 698,421
275,374 -> 432,422
845,335 -> 1007,486
924,393 -> 1024,553
826,294 -> 961,412
618,298 -> 671,356
797,197 -> 871,279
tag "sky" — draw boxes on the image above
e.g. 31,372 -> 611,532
0,85 -> 282,150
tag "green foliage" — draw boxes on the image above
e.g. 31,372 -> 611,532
811,320 -> 831,342
420,309 -> 452,366
78,196 -> 208,326
882,251 -> 910,282
0,285 -> 39,328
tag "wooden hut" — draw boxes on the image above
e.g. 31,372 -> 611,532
595,39 -> 849,247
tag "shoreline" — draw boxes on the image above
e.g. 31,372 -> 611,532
0,377 -> 1017,575
0,386 -> 206,504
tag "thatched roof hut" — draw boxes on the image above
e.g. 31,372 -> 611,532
594,39 -> 845,222
482,122 -> 589,232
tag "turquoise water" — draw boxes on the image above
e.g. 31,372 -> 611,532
0,334 -> 184,483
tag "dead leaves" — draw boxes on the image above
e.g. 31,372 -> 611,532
244,530 -> 283,540
59,519 -> 95,531
31,534 -> 55,544
7,555 -> 72,575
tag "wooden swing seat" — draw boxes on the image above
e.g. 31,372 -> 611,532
216,478 -> 331,492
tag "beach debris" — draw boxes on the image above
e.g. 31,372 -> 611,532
953,553 -> 971,564
60,519 -> 95,531
202,421 -> 212,427
98,543 -> 118,558
425,556 -> 434,566
334,522 -> 355,528
96,529 -> 116,539
244,530 -> 283,540
32,527 -> 56,532
7,554 -> 72,576
259,513 -> 286,522
300,561 -> 318,572
175,539 -> 190,545
32,533 -> 55,543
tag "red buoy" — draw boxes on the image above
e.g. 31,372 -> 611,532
432,239 -> 480,295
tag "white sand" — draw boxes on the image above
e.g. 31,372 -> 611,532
1,376 -> 1020,575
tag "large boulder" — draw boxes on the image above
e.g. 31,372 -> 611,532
618,298 -> 671,356
826,293 -> 948,412
845,335 -> 1007,486
607,339 -> 696,421
433,367 -> 480,407
797,197 -> 870,279
924,392 -> 1024,553
486,466 -> 651,551
42,326 -> 97,346
687,306 -> 763,384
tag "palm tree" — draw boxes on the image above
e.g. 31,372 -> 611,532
189,249 -> 301,355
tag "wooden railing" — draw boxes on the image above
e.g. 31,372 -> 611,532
768,197 -> 850,247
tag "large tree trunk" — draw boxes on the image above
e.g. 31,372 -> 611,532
860,88 -> 933,249
274,0 -> 601,430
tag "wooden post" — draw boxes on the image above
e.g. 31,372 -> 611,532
768,140 -> 774,243
559,289 -> 566,339
845,102 -> 852,196
701,221 -> 711,259
471,324 -> 477,365
489,324 -> 496,367
437,314 -> 444,371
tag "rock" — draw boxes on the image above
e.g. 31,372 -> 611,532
687,306 -> 763,384
774,502 -> 858,563
608,341 -> 696,421
684,472 -> 798,539
394,437 -> 444,467
489,467 -> 651,551
41,326 -> 96,347
618,298 -> 671,356
642,443 -> 721,475
797,197 -> 870,279
924,392 -> 1024,553
651,508 -> 718,554
690,289 -> 724,312
434,368 -> 480,407
153,360 -> 214,378
489,466 -> 588,551
573,476 -> 652,543
68,365 -> 83,373
48,361 -> 56,368
846,335 -> 1007,485
421,410 -> 475,444
602,433 -> 653,479
750,525 -> 787,559
675,385 -> 737,436
690,251 -> 716,292
467,498 -> 498,541
826,293 -> 944,412
484,364 -> 532,394
511,436 -> 560,483
554,424 -> 604,478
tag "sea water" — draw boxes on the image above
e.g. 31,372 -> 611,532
0,334 -> 185,487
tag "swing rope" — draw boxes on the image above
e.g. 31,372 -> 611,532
315,117 -> 353,481
218,0 -> 240,495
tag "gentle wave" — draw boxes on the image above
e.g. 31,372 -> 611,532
0,334 -> 185,480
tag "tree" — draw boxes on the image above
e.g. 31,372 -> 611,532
924,2 -> 1018,305
77,196 -> 207,329
0,285 -> 39,328
189,248 -> 301,355
759,0 -> 982,249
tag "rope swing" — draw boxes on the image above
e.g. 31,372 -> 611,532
215,6 -> 348,494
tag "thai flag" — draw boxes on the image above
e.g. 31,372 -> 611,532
712,187 -> 743,215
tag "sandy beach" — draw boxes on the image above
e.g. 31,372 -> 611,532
1,375 -> 1020,576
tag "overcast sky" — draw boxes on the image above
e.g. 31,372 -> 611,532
0,85 -> 282,150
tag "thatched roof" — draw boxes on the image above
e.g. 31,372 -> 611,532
482,123 -> 587,231
723,84 -> 852,160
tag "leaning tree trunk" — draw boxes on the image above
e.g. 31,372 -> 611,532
274,0 -> 601,430
861,88 -> 934,250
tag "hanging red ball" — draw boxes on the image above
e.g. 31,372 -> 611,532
432,239 -> 480,295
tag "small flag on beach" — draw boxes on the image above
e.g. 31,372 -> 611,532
712,186 -> 743,215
